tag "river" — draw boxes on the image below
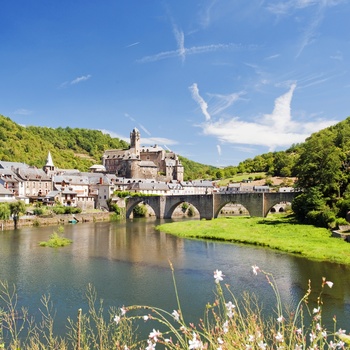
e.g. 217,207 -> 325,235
0,218 -> 350,338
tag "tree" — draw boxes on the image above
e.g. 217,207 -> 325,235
0,203 -> 11,220
294,131 -> 343,200
9,201 -> 26,229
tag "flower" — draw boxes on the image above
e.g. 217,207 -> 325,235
252,265 -> 259,275
309,332 -> 316,342
214,269 -> 224,283
326,280 -> 334,288
146,340 -> 156,350
312,307 -> 320,314
189,332 -> 203,349
217,337 -> 224,344
295,345 -> 302,350
114,315 -> 121,324
257,340 -> 266,349
337,328 -> 346,335
149,329 -> 162,342
223,320 -> 229,333
172,309 -> 180,322
275,332 -> 284,343
143,315 -> 149,321
226,301 -> 235,318
277,315 -> 284,323
296,328 -> 302,335
120,306 -> 127,315
248,334 -> 255,342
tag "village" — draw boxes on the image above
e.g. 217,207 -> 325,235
0,129 -> 293,211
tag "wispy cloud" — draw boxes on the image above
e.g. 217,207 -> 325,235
190,82 -> 338,151
60,74 -> 92,88
198,0 -> 219,28
208,91 -> 245,116
189,83 -> 211,121
13,108 -> 32,115
126,42 -> 140,48
172,24 -> 186,63
267,0 -> 344,58
100,129 -> 178,146
216,144 -> 222,156
137,40 -> 243,63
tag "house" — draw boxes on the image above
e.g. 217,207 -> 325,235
0,183 -> 16,203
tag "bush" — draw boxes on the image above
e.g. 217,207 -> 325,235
133,204 -> 147,217
187,205 -> 195,217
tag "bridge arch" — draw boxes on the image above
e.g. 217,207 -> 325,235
262,192 -> 296,217
162,198 -> 200,219
126,197 -> 160,219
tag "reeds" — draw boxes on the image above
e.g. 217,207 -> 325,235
0,264 -> 348,349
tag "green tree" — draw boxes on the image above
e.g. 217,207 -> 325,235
0,203 -> 10,220
9,201 -> 26,229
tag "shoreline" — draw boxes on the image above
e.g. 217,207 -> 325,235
0,211 -> 112,231
156,215 -> 350,266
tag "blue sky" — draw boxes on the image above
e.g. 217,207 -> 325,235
1,0 -> 349,167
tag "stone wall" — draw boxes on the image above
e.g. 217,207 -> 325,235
0,212 -> 112,230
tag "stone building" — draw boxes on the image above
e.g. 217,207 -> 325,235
102,128 -> 184,181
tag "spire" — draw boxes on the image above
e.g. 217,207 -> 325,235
46,151 -> 54,167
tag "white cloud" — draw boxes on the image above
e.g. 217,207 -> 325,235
126,42 -> 140,48
208,91 -> 244,116
190,83 -> 338,151
216,144 -> 222,156
267,0 -> 344,58
71,75 -> 92,85
100,129 -> 178,147
172,24 -> 186,63
60,74 -> 92,88
13,108 -> 32,115
189,83 -> 211,121
137,43 -> 242,63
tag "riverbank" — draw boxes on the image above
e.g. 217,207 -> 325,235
0,211 -> 112,230
156,215 -> 350,266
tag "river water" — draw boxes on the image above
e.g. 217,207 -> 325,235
1,218 -> 350,337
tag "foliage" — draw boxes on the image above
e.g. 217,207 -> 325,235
132,204 -> 147,217
178,156 -> 218,181
0,203 -> 11,220
52,206 -> 82,215
156,215 -> 350,265
0,114 -> 128,172
291,117 -> 350,226
187,205 -> 195,217
0,265 -> 347,349
39,227 -> 72,247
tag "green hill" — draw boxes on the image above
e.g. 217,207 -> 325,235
0,114 -> 217,179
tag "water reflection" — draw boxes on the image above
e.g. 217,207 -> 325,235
0,218 -> 349,334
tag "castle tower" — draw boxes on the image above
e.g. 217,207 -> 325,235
130,128 -> 140,154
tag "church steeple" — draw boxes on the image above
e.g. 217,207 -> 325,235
43,151 -> 55,175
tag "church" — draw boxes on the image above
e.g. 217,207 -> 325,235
102,128 -> 184,181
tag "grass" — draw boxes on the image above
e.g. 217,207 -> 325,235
0,264 -> 348,349
39,226 -> 72,247
156,214 -> 350,266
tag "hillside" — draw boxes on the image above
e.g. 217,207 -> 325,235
0,115 -> 217,178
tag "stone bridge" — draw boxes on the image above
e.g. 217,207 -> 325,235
126,192 -> 297,220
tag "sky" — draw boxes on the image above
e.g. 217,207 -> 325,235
1,0 -> 350,167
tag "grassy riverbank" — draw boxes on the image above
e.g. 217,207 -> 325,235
156,215 -> 350,266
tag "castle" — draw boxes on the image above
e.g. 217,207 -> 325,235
102,128 -> 184,181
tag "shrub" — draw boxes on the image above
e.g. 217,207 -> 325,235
133,204 -> 147,217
